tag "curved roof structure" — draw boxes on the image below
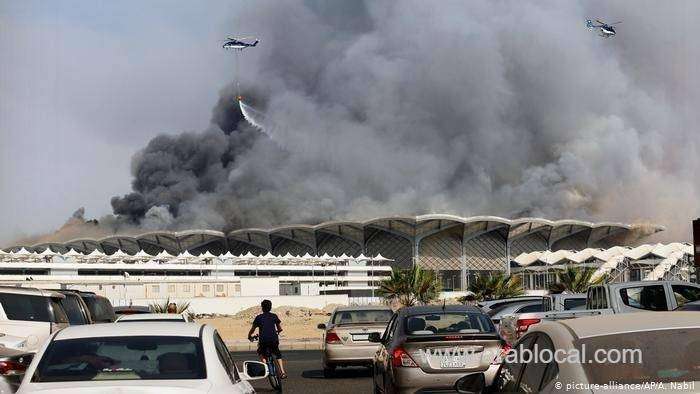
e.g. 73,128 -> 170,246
4,215 -> 662,272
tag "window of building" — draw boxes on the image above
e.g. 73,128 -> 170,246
202,285 -> 210,293
182,284 -> 191,292
151,285 -> 159,294
168,284 -> 176,293
216,284 -> 224,292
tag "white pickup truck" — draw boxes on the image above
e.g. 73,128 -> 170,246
499,280 -> 700,344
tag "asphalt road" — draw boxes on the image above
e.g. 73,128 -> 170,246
231,350 -> 373,393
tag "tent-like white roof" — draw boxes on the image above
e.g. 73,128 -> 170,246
644,251 -> 686,281
86,249 -> 105,258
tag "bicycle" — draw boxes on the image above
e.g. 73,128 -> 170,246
249,334 -> 283,392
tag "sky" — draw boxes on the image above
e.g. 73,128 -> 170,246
0,0 -> 243,243
1,1 -> 699,246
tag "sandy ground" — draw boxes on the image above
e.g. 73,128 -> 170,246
197,304 -> 339,342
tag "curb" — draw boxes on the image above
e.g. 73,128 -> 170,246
227,339 -> 323,352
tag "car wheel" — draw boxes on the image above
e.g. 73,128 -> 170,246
323,364 -> 335,378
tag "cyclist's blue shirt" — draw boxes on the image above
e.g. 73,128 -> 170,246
253,312 -> 281,342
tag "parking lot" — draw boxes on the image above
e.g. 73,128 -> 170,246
234,350 -> 373,393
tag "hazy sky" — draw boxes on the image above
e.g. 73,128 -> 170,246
1,1 -> 698,246
0,0 -> 247,243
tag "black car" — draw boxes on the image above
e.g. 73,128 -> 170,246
47,290 -> 93,325
74,291 -> 116,323
113,305 -> 151,316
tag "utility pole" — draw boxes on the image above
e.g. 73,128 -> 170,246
693,219 -> 700,284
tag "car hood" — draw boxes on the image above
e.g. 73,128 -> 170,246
18,380 -> 212,393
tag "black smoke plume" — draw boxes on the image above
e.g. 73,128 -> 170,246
108,1 -> 700,240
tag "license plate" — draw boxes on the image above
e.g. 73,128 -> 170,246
440,358 -> 467,368
352,334 -> 369,341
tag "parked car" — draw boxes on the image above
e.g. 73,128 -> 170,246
477,297 -> 544,314
318,306 -> 393,377
74,292 -> 116,323
17,322 -> 268,393
0,287 -> 69,352
454,312 -> 700,393
500,280 -> 700,344
0,347 -> 33,393
370,305 -> 505,393
115,313 -> 192,323
113,305 -> 151,316
48,290 -> 93,325
541,293 -> 586,312
487,301 -> 542,331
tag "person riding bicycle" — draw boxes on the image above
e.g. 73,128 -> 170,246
248,299 -> 287,379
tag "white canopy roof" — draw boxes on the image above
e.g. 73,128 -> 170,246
37,247 -> 58,257
63,248 -> 83,257
154,250 -> 175,260
86,249 -> 105,258
134,250 -> 153,259
109,250 -> 131,259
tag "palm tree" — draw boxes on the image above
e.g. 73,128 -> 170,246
413,267 -> 441,305
462,272 -> 524,302
378,266 -> 441,307
549,267 -> 605,294
150,297 -> 191,313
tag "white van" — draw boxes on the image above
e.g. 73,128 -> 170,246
0,287 -> 69,352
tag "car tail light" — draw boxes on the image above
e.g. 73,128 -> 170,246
391,347 -> 418,368
325,331 -> 341,344
0,360 -> 27,376
516,318 -> 541,334
492,343 -> 512,365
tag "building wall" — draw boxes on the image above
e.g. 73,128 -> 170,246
121,294 -> 350,315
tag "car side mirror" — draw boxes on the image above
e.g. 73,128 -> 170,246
454,373 -> 486,394
240,361 -> 268,381
317,323 -> 326,330
368,332 -> 381,343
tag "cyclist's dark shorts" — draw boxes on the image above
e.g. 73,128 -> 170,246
258,341 -> 282,359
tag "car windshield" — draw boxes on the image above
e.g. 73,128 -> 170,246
332,310 -> 393,324
578,328 -> 700,384
31,336 -> 206,382
405,312 -> 495,335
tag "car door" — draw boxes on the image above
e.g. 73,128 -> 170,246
374,313 -> 398,391
491,333 -> 538,392
213,330 -> 254,394
517,333 -> 559,393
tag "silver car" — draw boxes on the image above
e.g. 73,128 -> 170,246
455,311 -> 700,393
371,305 -> 504,394
319,306 -> 393,377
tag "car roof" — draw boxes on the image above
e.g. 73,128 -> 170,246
0,286 -> 64,298
400,304 -> 483,316
117,313 -> 185,321
333,305 -> 393,312
557,312 -> 700,339
54,322 -> 204,340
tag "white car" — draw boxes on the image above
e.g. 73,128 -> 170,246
0,287 -> 69,352
17,322 -> 268,393
115,313 -> 192,323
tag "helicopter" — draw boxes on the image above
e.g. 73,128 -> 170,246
222,36 -> 259,50
586,19 -> 622,38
